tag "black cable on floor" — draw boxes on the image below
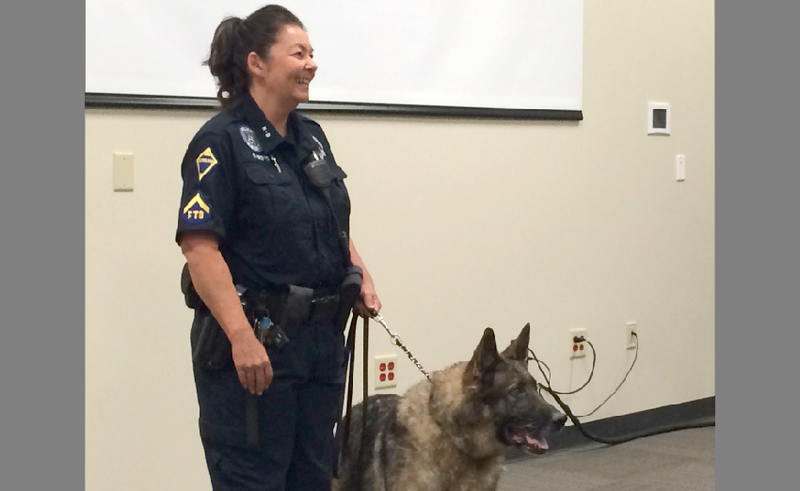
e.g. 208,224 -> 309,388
545,385 -> 715,445
531,332 -> 715,446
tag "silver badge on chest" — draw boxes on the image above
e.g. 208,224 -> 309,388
239,125 -> 262,153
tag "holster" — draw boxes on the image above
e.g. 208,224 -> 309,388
191,311 -> 233,371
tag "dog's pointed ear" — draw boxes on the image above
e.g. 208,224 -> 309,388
501,323 -> 531,365
464,328 -> 501,388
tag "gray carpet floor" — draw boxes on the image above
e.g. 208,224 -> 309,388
498,427 -> 715,491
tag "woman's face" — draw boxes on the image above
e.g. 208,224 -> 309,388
258,24 -> 317,104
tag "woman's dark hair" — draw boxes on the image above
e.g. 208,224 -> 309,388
204,5 -> 304,109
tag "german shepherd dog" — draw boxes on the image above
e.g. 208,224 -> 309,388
333,324 -> 567,491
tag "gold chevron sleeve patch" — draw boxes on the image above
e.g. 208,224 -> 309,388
182,193 -> 210,213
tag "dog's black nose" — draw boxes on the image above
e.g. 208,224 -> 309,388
552,412 -> 567,431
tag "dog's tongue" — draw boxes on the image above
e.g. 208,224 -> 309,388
526,434 -> 548,451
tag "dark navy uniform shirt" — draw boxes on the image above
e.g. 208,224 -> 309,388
175,92 -> 351,291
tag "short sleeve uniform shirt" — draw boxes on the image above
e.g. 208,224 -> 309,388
175,92 -> 351,290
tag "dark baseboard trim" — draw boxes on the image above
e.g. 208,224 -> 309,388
506,396 -> 715,460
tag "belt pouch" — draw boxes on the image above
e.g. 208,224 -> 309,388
279,285 -> 314,328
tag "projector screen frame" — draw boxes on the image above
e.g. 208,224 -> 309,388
84,93 -> 583,121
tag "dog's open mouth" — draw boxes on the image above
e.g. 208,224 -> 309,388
503,421 -> 550,454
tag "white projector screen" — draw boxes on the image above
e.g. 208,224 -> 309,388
86,0 -> 583,118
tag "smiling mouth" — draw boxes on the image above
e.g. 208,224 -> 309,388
297,78 -> 311,86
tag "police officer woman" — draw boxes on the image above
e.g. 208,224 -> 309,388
175,5 -> 380,491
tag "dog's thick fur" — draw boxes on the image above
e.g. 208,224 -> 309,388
333,324 -> 566,491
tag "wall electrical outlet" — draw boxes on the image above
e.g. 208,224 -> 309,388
375,354 -> 397,390
626,322 -> 638,350
570,328 -> 587,359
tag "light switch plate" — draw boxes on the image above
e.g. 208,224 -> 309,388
676,154 -> 686,181
113,152 -> 134,191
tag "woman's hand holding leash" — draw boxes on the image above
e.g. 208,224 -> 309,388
356,279 -> 381,318
348,238 -> 380,318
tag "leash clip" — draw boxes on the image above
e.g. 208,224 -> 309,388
371,313 -> 430,381
372,314 -> 402,346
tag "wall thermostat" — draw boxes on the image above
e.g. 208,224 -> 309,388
647,102 -> 671,135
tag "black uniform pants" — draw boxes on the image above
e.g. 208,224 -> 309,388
191,314 -> 345,491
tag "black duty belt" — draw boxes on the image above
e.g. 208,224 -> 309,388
238,285 -> 342,327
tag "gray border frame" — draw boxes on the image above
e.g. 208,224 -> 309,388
717,0 -> 799,490
1,0 -> 85,490
6,0 -> 800,488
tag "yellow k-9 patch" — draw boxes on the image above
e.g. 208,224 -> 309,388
196,147 -> 218,181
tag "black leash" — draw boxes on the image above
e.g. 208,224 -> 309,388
333,314 -> 368,478
360,316 -> 369,480
333,312 -> 430,480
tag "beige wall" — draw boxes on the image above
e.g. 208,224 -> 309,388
85,1 -> 714,489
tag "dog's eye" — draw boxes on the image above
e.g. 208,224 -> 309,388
514,383 -> 527,394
